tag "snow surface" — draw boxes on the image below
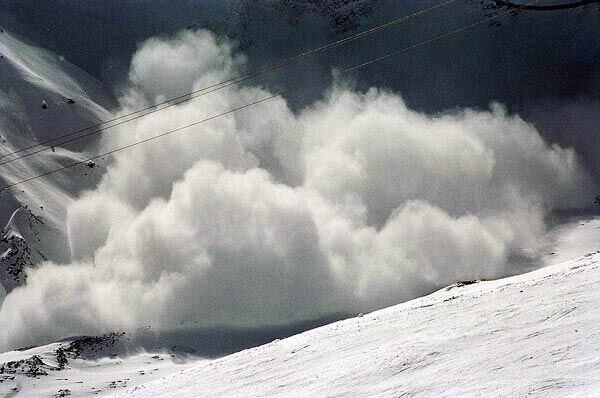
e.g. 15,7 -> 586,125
107,218 -> 600,398
0,339 -> 199,397
0,28 -> 111,235
0,218 -> 598,398
0,28 -> 113,300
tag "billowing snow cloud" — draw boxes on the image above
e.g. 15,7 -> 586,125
0,30 -> 595,350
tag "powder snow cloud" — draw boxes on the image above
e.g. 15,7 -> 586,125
0,30 -> 595,349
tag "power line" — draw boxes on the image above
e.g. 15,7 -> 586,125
0,0 -> 540,193
0,0 -> 458,166
0,92 -> 287,193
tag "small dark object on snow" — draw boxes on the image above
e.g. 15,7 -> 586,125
56,347 -> 68,369
85,161 -> 95,169
446,279 -> 481,291
41,100 -> 48,109
55,389 -> 71,397
66,98 -> 75,104
455,280 -> 478,287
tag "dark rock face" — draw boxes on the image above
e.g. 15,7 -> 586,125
224,0 -> 377,44
262,0 -> 377,32
1,207 -> 47,294
57,333 -> 126,363
1,234 -> 33,284
0,355 -> 59,378
0,333 -> 126,389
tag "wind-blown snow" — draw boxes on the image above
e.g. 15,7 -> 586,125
110,219 -> 600,398
0,29 -> 597,350
0,217 -> 598,397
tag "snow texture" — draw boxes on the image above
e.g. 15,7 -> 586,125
0,334 -> 198,397
0,217 -> 598,397
0,28 -> 112,264
110,218 -> 600,398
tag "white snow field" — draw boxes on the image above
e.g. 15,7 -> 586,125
0,337 -> 199,397
107,218 -> 600,398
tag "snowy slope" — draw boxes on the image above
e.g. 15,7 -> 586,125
0,334 -> 199,398
0,29 -> 113,298
0,220 -> 598,397
110,219 -> 600,398
0,28 -> 112,228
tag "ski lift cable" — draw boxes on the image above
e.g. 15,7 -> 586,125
0,0 -> 540,193
0,0 -> 458,165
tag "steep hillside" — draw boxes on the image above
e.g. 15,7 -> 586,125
0,29 -> 112,295
112,219 -> 600,397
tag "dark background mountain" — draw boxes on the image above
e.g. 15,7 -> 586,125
1,0 -> 598,180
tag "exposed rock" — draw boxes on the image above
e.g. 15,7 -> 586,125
225,0 -> 377,44
0,207 -> 47,293
445,280 -> 483,291
57,332 -> 126,363
0,355 -> 59,378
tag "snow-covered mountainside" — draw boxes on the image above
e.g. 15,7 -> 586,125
107,218 -> 600,398
0,28 -> 112,295
0,217 -> 597,397
0,12 -> 599,396
0,333 -> 197,398
0,207 -> 47,295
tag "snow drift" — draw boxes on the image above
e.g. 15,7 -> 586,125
0,29 -> 596,350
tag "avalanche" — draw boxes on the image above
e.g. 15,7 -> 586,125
1,15 -> 599,398
110,218 -> 600,398
0,216 -> 598,397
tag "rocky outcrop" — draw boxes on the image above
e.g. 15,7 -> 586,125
0,207 -> 47,294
